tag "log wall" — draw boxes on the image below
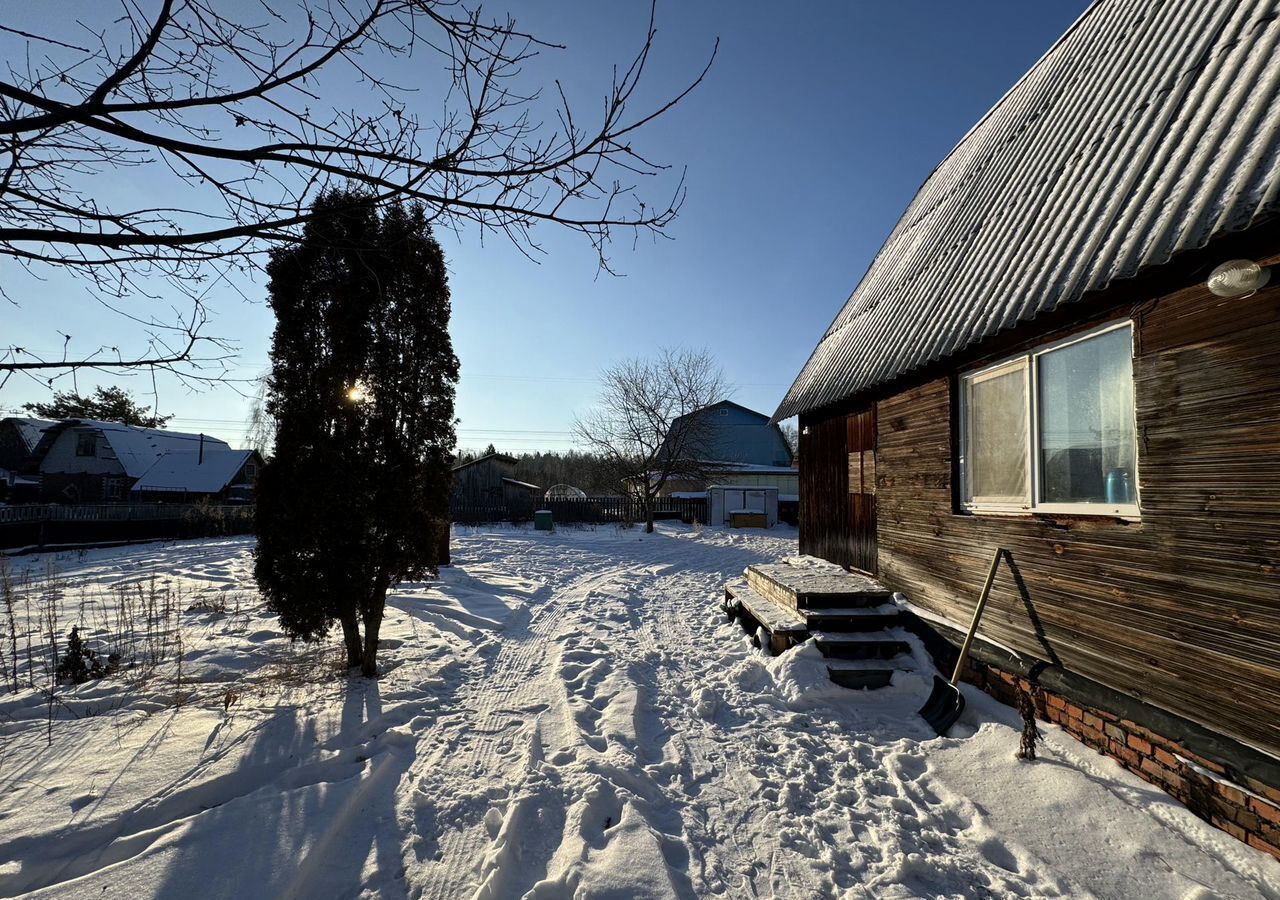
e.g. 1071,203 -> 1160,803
868,276 -> 1280,757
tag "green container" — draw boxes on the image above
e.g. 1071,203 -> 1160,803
534,509 -> 554,531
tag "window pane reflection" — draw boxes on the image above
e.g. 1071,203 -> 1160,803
1038,327 -> 1136,505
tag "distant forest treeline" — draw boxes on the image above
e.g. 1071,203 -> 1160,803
455,448 -> 623,495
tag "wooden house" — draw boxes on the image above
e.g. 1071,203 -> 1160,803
0,417 -> 55,501
451,452 -> 541,505
33,420 -> 238,502
774,0 -> 1280,856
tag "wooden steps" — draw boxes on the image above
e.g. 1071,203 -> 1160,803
813,635 -> 912,661
803,608 -> 906,632
747,562 -> 893,611
724,579 -> 806,655
825,662 -> 897,690
724,556 -> 917,692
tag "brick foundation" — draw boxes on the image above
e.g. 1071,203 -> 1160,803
967,661 -> 1280,861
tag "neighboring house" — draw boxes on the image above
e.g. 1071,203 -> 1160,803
667,464 -> 798,499
775,0 -> 1280,854
34,420 -> 236,502
131,449 -> 263,502
452,452 -> 541,505
656,401 -> 796,497
0,417 -> 55,501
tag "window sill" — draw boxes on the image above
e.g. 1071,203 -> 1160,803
958,506 -> 1140,524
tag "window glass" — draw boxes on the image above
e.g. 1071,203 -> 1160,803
1037,327 -> 1135,505
76,433 -> 96,457
964,361 -> 1028,506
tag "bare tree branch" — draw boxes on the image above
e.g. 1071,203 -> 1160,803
574,347 -> 727,532
0,1 -> 714,384
0,1 -> 715,272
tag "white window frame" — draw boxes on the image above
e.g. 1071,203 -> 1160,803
959,320 -> 1139,518
960,356 -> 1031,512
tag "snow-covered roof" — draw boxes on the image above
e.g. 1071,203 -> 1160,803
4,418 -> 56,453
131,449 -> 255,494
776,0 -> 1280,420
79,421 -> 233,479
501,476 -> 541,491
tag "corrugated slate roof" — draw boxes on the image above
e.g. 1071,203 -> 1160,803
775,0 -> 1280,421
89,421 -> 232,478
131,449 -> 254,493
34,420 -> 233,478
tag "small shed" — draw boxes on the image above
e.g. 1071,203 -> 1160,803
707,485 -> 778,528
451,452 -> 541,505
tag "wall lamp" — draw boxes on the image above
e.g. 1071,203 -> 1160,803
1207,259 -> 1271,298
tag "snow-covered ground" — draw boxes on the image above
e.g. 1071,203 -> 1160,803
0,525 -> 1277,899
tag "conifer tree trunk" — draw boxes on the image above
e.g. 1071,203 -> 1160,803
360,589 -> 386,677
338,612 -> 362,669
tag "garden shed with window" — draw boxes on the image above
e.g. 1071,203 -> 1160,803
774,0 -> 1280,856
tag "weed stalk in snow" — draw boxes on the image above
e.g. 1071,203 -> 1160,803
1,559 -> 19,692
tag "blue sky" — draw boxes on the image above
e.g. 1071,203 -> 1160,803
0,1 -> 1090,451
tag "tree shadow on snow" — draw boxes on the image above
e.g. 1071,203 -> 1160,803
146,678 -> 413,900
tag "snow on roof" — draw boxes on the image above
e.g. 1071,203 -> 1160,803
77,421 -> 233,479
776,0 -> 1280,420
5,418 -> 57,453
131,449 -> 254,494
501,476 -> 541,491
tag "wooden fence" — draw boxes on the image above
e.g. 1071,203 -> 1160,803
449,495 -> 708,526
0,503 -> 255,551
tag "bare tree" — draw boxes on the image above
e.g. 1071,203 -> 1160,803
242,375 -> 277,457
0,1 -> 716,380
574,347 -> 727,533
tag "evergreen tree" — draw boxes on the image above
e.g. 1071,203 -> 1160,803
23,386 -> 171,427
254,191 -> 458,677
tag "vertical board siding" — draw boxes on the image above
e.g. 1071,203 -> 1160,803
847,408 -> 878,573
801,408 -> 878,572
864,280 -> 1280,756
799,413 -> 850,567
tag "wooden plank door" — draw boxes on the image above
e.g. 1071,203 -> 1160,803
846,406 -> 878,574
